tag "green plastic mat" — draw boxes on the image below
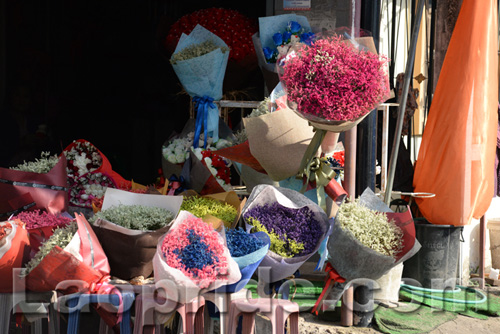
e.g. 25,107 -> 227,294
374,303 -> 457,334
399,285 -> 500,320
244,281 -> 329,308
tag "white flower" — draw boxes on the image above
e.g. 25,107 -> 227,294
215,139 -> 231,150
192,147 -> 203,161
167,154 -> 178,164
175,153 -> 186,164
174,146 -> 186,156
74,153 -> 91,175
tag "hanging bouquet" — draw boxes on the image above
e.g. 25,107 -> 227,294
63,139 -> 130,208
215,83 -> 315,181
169,24 -> 230,151
241,185 -> 329,282
253,14 -> 312,90
262,20 -> 315,64
0,220 -> 30,292
153,210 -> 241,303
279,31 -> 390,132
326,188 -> 420,281
313,188 -> 420,312
0,152 -> 68,218
13,209 -> 72,253
90,188 -> 182,280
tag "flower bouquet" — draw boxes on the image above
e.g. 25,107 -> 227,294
212,228 -> 270,293
165,7 -> 258,92
21,213 -> 110,293
63,139 -> 130,208
90,188 -> 182,280
327,188 -> 420,281
279,30 -> 390,132
241,185 -> 329,283
253,13 -> 313,90
153,210 -> 241,303
13,209 -> 73,254
0,220 -> 30,292
0,152 -> 69,218
179,190 -> 243,229
170,24 -> 230,150
312,188 -> 421,312
215,83 -> 315,183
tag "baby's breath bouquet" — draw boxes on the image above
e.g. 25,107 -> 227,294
90,188 -> 183,280
10,152 -> 59,173
327,188 -> 420,281
170,24 -> 230,149
0,151 -> 69,216
89,205 -> 174,231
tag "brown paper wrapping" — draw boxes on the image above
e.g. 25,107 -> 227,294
244,107 -> 314,181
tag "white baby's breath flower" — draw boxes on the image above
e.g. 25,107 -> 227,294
167,154 -> 178,164
175,153 -> 186,164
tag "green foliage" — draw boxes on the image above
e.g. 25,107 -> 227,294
336,199 -> 404,257
90,204 -> 174,231
247,217 -> 304,258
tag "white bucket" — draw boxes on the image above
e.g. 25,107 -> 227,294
488,218 -> 500,269
374,263 -> 403,303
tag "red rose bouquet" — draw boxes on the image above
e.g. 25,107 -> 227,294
166,8 -> 257,62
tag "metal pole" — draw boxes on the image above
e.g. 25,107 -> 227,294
384,0 -> 425,205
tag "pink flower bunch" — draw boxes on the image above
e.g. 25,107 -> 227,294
280,35 -> 389,121
161,216 -> 228,289
13,210 -> 72,229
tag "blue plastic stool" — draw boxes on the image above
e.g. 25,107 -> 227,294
60,292 -> 135,334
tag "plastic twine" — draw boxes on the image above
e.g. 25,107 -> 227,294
400,283 -> 487,304
192,95 -> 216,149
297,129 -> 336,211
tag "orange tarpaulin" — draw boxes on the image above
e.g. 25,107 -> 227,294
413,0 -> 498,225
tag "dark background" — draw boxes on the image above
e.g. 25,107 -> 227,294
0,0 -> 267,184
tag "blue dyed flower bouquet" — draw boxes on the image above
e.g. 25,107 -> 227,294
212,228 -> 270,293
252,14 -> 313,90
241,185 -> 329,283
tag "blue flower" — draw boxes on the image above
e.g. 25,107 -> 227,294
263,47 -> 275,60
272,32 -> 283,46
282,31 -> 292,44
288,21 -> 302,34
300,32 -> 316,46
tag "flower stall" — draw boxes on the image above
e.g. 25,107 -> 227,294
2,1 -> 500,333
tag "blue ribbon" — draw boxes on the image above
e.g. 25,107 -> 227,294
192,95 -> 217,149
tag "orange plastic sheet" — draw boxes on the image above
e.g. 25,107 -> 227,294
413,0 -> 498,226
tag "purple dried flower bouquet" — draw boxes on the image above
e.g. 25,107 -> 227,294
241,185 -> 329,282
244,202 -> 322,258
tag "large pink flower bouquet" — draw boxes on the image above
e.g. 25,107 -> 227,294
280,34 -> 389,132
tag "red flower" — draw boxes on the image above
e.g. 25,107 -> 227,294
166,8 -> 257,62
